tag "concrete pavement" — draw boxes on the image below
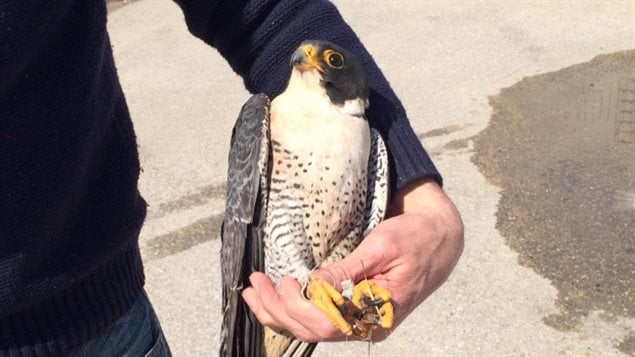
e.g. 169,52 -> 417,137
107,1 -> 635,355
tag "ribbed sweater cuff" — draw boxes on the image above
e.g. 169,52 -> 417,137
0,242 -> 145,356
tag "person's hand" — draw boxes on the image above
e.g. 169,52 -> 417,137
241,178 -> 464,342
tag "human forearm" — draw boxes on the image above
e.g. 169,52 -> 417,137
384,178 -> 464,317
243,178 -> 464,342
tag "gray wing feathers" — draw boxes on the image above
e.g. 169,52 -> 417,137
224,93 -> 271,223
363,128 -> 390,236
283,340 -> 318,357
220,93 -> 270,357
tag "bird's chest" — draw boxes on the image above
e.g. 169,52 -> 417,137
267,99 -> 370,266
269,96 -> 370,185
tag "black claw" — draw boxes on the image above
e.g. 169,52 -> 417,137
363,296 -> 384,307
337,301 -> 349,315
352,310 -> 364,320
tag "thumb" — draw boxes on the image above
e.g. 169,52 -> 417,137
310,233 -> 393,291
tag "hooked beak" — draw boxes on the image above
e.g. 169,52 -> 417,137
291,44 -> 323,72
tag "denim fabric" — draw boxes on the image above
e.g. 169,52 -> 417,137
68,292 -> 171,357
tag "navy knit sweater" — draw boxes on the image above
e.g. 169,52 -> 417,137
0,0 -> 440,355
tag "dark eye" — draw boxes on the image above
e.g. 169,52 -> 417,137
325,50 -> 344,69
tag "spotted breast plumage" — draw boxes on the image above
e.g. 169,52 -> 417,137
220,40 -> 392,357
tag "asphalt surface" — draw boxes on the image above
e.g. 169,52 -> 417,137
107,1 -> 635,356
472,51 -> 634,336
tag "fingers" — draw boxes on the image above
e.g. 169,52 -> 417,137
241,273 -> 278,326
312,230 -> 398,290
242,273 -> 313,338
241,273 -> 344,342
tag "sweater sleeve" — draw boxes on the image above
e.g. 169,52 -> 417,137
173,0 -> 442,192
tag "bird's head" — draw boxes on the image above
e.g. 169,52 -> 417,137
288,40 -> 369,116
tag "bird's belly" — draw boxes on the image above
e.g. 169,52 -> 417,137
264,139 -> 369,283
301,159 -> 366,265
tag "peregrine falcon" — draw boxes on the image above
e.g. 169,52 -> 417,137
220,40 -> 392,357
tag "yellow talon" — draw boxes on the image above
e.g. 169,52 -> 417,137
378,300 -> 393,329
306,278 -> 352,335
351,280 -> 393,329
306,278 -> 393,337
351,280 -> 391,308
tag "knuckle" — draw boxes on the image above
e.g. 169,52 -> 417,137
281,298 -> 296,313
256,314 -> 275,327
321,267 -> 345,287
315,320 -> 338,340
372,237 -> 396,259
295,331 -> 319,343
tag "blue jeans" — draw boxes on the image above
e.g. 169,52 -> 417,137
69,292 -> 172,357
